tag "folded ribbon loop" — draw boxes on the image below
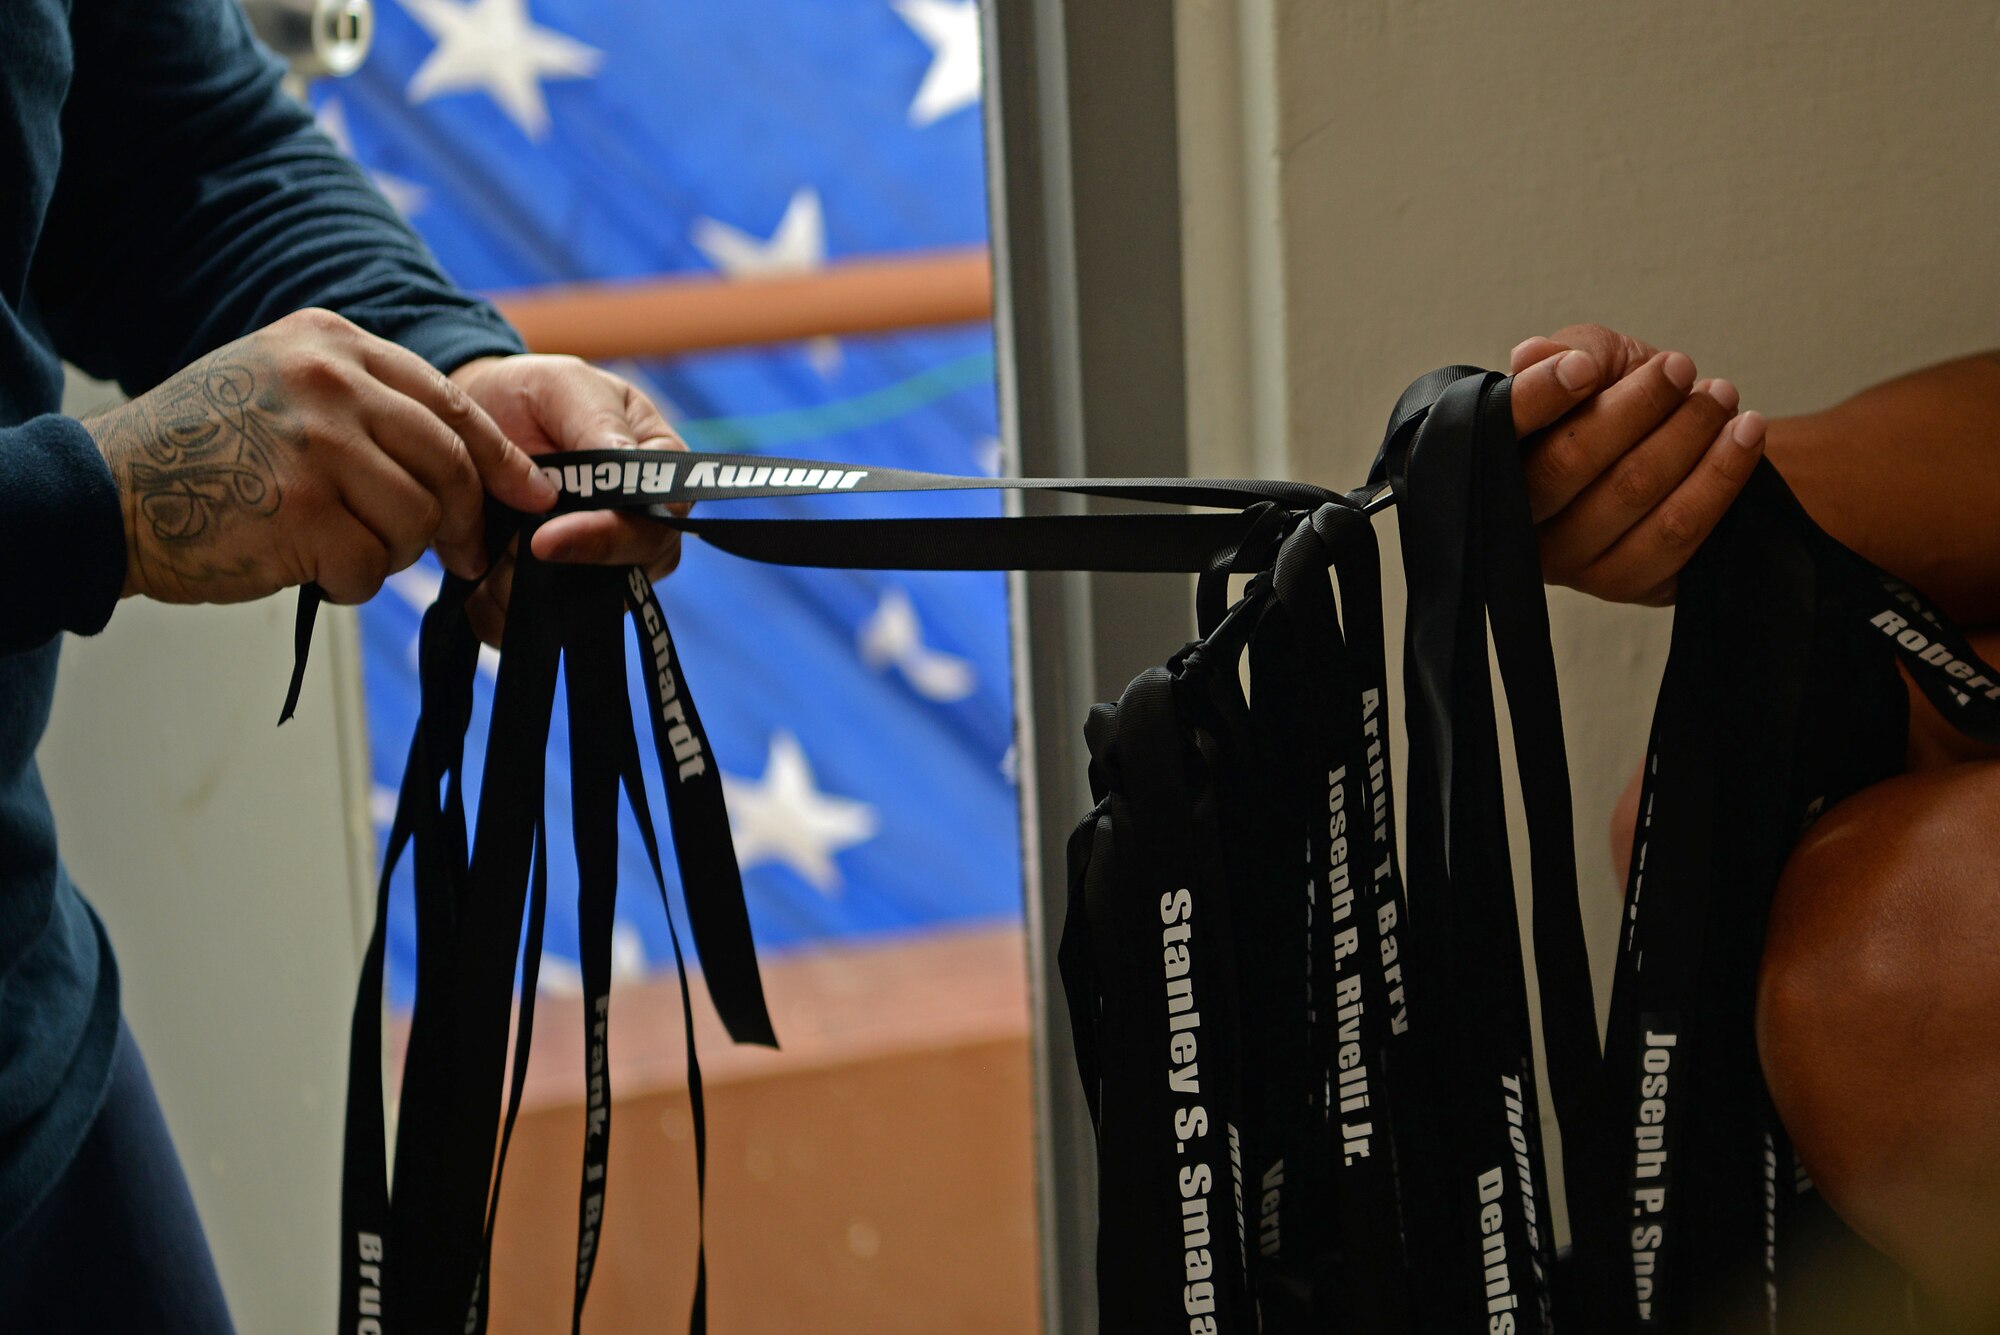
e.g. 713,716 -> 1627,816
291,374 -> 2000,1335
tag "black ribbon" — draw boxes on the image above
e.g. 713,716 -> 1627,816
1602,460 -> 2000,1335
288,369 -> 2000,1334
295,460 -> 1357,1335
1371,370 -> 1613,1332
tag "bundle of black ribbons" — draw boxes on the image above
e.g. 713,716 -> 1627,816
285,365 -> 2000,1334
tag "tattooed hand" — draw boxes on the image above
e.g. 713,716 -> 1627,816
84,307 -> 556,605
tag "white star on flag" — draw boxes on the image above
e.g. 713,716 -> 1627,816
893,0 -> 982,127
400,0 -> 603,140
723,731 -> 878,896
692,187 -> 826,278
691,189 -> 840,373
859,586 -> 977,702
316,98 -> 430,217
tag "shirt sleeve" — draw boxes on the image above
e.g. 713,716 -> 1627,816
0,417 -> 126,653
28,0 -> 525,393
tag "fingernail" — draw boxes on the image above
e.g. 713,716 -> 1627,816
1662,351 -> 1697,394
1733,411 -> 1766,450
1511,338 -> 1541,365
526,463 -> 558,505
1555,349 -> 1596,392
1704,378 -> 1740,414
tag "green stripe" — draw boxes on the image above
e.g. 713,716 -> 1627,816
677,350 -> 996,452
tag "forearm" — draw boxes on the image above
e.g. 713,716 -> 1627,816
1767,352 -> 2000,625
34,0 -> 521,393
38,130 -> 522,391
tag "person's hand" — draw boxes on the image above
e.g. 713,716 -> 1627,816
446,354 -> 689,646
86,307 -> 556,606
1505,323 -> 1766,605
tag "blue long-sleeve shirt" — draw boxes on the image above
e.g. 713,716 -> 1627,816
1,0 -> 523,1232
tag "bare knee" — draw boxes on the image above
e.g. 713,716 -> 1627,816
1759,761 -> 2000,1326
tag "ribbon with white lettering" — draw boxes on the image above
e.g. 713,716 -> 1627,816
560,570 -> 622,1331
1604,459 -> 2000,1334
290,461 -> 1361,1334
1067,641 -> 1260,1334
313,520 -> 740,1335
292,365 -> 1998,1334
1369,370 -> 1613,1333
1256,505 -> 1413,1330
1206,526 -> 1341,1332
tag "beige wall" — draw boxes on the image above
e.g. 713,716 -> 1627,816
1268,0 -> 2000,934
482,927 -> 1037,1335
38,583 -> 374,1332
30,6 -> 2000,1323
1181,0 -> 2000,1236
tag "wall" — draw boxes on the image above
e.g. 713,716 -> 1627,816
37,511 -> 374,1331
28,5 -> 2000,1324
1180,0 -> 2000,1236
484,926 -> 1037,1335
1268,0 -> 2000,942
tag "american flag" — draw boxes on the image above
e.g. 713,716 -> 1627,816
313,0 -> 1018,1002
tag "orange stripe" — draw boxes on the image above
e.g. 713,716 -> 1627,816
488,247 -> 993,361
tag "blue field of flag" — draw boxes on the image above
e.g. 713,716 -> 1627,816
317,0 -> 1019,1002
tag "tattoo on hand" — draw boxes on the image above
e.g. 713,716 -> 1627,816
92,351 -> 303,599
121,354 -> 295,541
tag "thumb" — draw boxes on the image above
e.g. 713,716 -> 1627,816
533,368 -> 640,454
1509,346 -> 1600,438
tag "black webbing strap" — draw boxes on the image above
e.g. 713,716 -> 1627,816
616,567 -> 728,1335
615,682 -> 715,1335
528,450 -> 1343,512
1370,368 -> 1611,1331
324,520 -> 741,1335
336,560 -> 487,1335
304,373 -> 2000,1332
1310,500 -> 1428,1319
1213,581 -> 1325,1333
396,534 -> 563,1333
1263,508 -> 1411,1330
560,569 -> 624,1332
620,566 -> 773,1048
297,460 -> 1353,1335
1309,503 -> 1414,1060
1056,806 -> 1114,1132
549,455 -> 1329,578
1609,498 -> 1810,1334
1083,655 -> 1259,1334
1602,460 -> 2000,1333
1755,464 -> 2000,746
1762,467 -> 2000,1330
